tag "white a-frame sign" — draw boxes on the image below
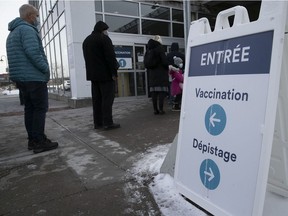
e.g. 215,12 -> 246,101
174,1 -> 288,216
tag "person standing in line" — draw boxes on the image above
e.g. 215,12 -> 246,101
166,42 -> 185,107
6,4 -> 58,153
169,57 -> 184,111
167,42 -> 185,70
144,35 -> 169,115
82,21 -> 120,130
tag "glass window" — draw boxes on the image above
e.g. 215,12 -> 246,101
116,72 -> 135,97
53,22 -> 59,35
49,41 -> 59,92
104,1 -> 138,16
96,13 -> 103,22
42,1 -> 48,22
136,72 -> 146,96
173,23 -> 184,38
172,9 -> 183,22
105,15 -> 139,34
57,0 -> 65,14
141,4 -> 170,20
48,15 -> 53,31
95,0 -> 102,12
54,34 -> 63,86
135,46 -> 145,70
142,20 -> 170,36
60,28 -> 70,79
59,12 -> 65,30
51,0 -> 57,8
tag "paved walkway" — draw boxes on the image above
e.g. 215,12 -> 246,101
0,95 -> 180,216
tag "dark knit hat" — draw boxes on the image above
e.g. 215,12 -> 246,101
94,21 -> 109,33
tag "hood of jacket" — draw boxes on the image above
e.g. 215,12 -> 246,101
171,42 -> 179,52
8,17 -> 37,32
93,21 -> 109,33
147,39 -> 161,50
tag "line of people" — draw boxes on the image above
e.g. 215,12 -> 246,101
6,3 -> 185,154
144,35 -> 185,115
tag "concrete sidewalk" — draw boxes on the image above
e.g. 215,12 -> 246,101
0,95 -> 180,216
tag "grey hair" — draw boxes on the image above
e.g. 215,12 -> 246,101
19,4 -> 37,19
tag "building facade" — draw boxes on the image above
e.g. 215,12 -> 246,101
30,0 -> 261,106
30,0 -> 185,105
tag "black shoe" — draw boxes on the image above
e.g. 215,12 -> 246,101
154,110 -> 159,115
33,138 -> 58,154
94,125 -> 103,129
159,110 -> 165,115
28,140 -> 35,150
103,123 -> 120,130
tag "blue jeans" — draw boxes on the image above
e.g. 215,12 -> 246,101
16,81 -> 48,142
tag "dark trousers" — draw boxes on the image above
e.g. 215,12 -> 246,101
151,91 -> 166,112
174,94 -> 182,106
16,81 -> 48,142
91,81 -> 115,127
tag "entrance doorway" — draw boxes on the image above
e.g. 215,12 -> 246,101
115,44 -> 147,97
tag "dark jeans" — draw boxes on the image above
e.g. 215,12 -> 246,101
91,80 -> 115,127
16,81 -> 48,142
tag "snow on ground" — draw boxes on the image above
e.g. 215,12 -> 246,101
131,144 -> 288,216
1,89 -> 19,95
130,144 -> 207,216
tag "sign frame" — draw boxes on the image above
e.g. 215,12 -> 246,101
174,3 -> 288,216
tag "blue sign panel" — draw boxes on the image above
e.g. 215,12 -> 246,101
205,104 -> 227,136
114,47 -> 132,58
115,47 -> 133,69
189,31 -> 273,76
200,159 -> 220,190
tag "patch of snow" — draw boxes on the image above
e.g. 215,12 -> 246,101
130,143 -> 288,216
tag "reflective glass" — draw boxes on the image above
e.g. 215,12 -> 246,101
60,29 -> 70,79
59,12 -> 65,30
96,13 -> 103,22
135,46 -> 145,70
116,72 -> 135,97
142,20 -> 170,36
141,4 -> 170,20
105,15 -> 139,34
136,72 -> 146,96
104,1 -> 138,16
54,34 -> 63,82
172,9 -> 183,22
173,23 -> 184,38
95,0 -> 102,12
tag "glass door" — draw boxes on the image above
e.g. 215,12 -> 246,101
134,45 -> 147,96
115,44 -> 147,97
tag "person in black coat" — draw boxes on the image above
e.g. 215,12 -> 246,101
144,35 -> 169,115
82,21 -> 120,130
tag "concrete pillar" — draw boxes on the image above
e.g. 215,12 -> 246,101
65,1 -> 94,101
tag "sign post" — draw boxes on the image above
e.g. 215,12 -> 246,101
174,2 -> 288,216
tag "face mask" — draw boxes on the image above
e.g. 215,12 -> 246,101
179,63 -> 183,69
103,30 -> 109,36
33,17 -> 40,28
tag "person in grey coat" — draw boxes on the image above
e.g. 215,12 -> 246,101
6,4 -> 58,153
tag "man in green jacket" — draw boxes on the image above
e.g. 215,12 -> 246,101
6,4 -> 58,153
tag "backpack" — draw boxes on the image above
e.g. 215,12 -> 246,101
144,49 -> 159,69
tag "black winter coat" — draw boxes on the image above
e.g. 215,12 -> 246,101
145,39 -> 169,87
83,31 -> 118,81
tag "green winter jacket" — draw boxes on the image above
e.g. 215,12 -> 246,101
6,17 -> 50,82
